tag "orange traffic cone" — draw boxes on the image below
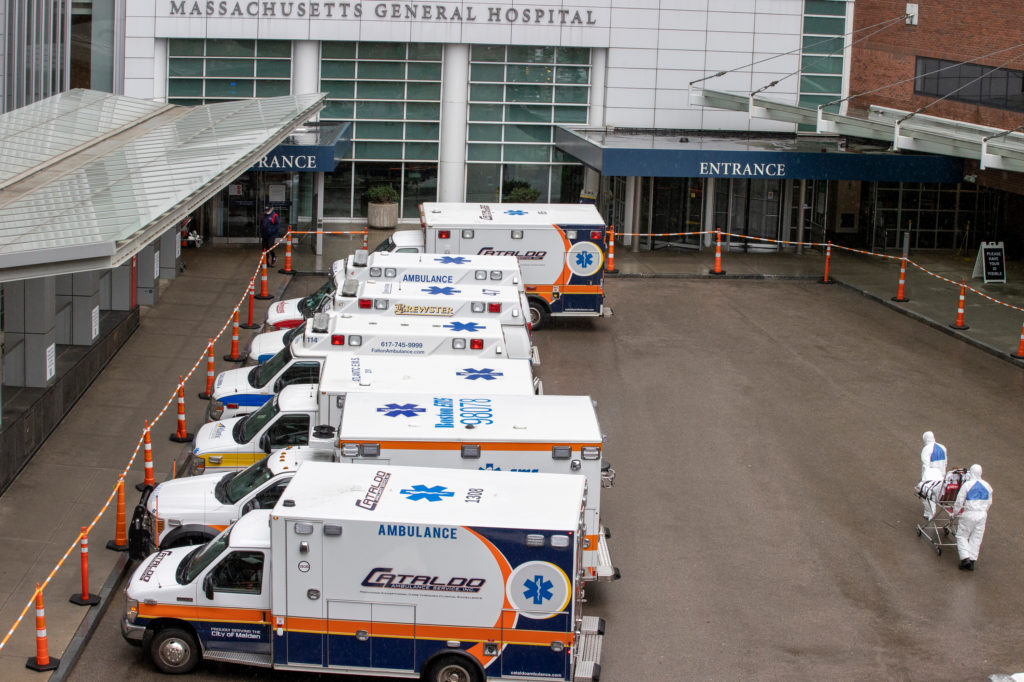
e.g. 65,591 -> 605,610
950,279 -> 969,330
106,476 -> 128,552
605,226 -> 618,274
255,254 -> 273,300
362,228 -> 369,250
137,421 -> 156,491
69,527 -> 100,606
1012,321 -> 1024,360
241,284 -> 259,329
891,256 -> 909,302
279,230 -> 295,275
821,241 -> 833,284
169,377 -> 194,442
26,584 -> 59,671
223,309 -> 247,363
710,229 -> 726,276
199,339 -> 215,399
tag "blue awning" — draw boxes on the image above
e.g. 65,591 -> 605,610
555,127 -> 963,182
251,121 -> 352,173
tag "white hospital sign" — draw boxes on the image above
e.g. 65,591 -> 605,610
168,2 -> 601,24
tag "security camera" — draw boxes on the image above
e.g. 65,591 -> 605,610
963,174 -> 978,183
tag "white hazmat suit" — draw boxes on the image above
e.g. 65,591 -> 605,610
920,431 -> 947,517
953,463 -> 993,571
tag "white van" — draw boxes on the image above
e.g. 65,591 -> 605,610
375,203 -> 609,328
122,463 -> 604,681
211,313 -> 536,420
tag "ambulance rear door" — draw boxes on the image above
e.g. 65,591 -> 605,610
549,223 -> 605,316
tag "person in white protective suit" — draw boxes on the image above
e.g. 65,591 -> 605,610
920,431 -> 947,518
917,466 -> 944,520
953,464 -> 993,571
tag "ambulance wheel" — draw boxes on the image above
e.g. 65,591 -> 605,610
528,300 -> 550,330
425,654 -> 483,682
150,627 -> 199,674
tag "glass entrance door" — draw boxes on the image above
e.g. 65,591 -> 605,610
225,172 -> 259,240
651,178 -> 703,250
717,179 -> 783,250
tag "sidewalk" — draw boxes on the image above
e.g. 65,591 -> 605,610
0,228 -> 1021,681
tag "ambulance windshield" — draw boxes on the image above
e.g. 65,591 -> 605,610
218,457 -> 275,504
371,236 -> 395,254
177,528 -> 230,584
235,398 -> 280,444
250,344 -> 293,388
298,278 -> 336,316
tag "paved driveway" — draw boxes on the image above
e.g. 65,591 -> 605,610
72,276 -> 1024,681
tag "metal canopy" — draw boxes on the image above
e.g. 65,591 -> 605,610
554,127 -> 962,182
0,89 -> 326,283
691,86 -> 1024,174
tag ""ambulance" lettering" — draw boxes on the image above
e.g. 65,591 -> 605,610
402,274 -> 454,284
377,525 -> 459,539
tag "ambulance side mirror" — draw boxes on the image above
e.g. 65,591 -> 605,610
260,433 -> 272,454
203,574 -> 214,600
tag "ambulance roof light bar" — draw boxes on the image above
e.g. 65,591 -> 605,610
311,313 -> 330,334
353,249 -> 369,267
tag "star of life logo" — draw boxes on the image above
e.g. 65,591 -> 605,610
434,256 -> 471,265
423,286 -> 460,296
457,367 -> 503,380
377,403 -> 426,418
575,251 -> 593,269
444,321 -> 484,332
523,575 -> 554,605
399,484 -> 455,502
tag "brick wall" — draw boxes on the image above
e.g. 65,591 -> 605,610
851,0 -> 1024,130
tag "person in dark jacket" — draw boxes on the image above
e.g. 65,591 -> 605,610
259,205 -> 280,265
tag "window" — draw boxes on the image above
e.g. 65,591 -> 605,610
467,45 -> 589,202
210,551 -> 265,595
914,57 -> 1024,113
167,40 -> 291,105
267,414 -> 310,448
320,42 -> 442,218
799,1 -> 848,131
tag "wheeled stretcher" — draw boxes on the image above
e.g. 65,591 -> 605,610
915,467 -> 967,555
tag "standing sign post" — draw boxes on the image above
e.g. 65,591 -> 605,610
972,241 -> 1006,284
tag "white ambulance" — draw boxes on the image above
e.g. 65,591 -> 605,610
127,447 -> 335,560
191,362 -> 543,475
334,279 -> 530,330
266,251 -> 525,330
264,274 -> 337,330
328,392 -> 617,582
343,249 -> 524,290
211,313 -> 537,421
375,203 -> 609,329
122,464 -> 604,680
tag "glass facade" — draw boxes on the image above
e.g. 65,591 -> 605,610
798,0 -> 846,131
167,39 -> 292,105
466,45 -> 589,203
869,181 -> 1002,251
319,41 -> 441,219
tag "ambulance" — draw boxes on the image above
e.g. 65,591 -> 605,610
328,392 -> 617,582
333,279 -> 531,330
265,273 -> 337,330
127,447 -> 335,560
265,251 -> 524,330
190,362 -> 545,476
343,250 -> 524,290
210,313 -> 538,421
375,203 -> 609,329
121,463 -> 604,680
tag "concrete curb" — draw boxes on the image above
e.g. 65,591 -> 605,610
832,278 -> 1024,369
49,554 -> 134,682
607,272 -> 820,281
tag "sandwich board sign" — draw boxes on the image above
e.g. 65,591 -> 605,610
972,241 -> 1006,284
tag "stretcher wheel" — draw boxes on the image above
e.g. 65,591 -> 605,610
915,527 -> 922,537
936,547 -> 942,556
